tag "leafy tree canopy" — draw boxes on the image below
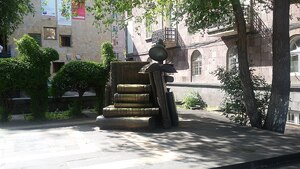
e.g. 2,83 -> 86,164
88,0 -> 232,33
0,0 -> 34,36
87,0 -> 299,33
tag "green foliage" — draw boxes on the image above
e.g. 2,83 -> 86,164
182,91 -> 207,110
0,35 -> 58,121
17,35 -> 58,120
51,42 -> 115,115
177,0 -> 233,33
101,42 -> 116,70
25,110 -> 72,121
0,0 -> 34,36
45,110 -> 71,120
68,100 -> 82,117
0,106 -> 10,122
86,0 -> 300,34
86,0 -> 245,33
213,67 -> 270,126
51,61 -> 106,96
0,59 -> 29,121
0,59 -> 29,92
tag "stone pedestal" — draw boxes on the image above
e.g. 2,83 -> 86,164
96,116 -> 157,130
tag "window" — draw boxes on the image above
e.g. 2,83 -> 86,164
28,33 -> 42,46
60,35 -> 71,47
227,45 -> 239,70
114,52 -> 119,60
290,36 -> 300,73
191,50 -> 202,76
44,27 -> 56,40
288,112 -> 295,123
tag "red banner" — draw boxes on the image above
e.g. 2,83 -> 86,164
72,1 -> 85,20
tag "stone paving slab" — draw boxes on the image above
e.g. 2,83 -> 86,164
0,109 -> 300,169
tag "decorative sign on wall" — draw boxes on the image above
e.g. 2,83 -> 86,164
57,0 -> 72,25
72,1 -> 85,20
41,0 -> 56,16
41,0 -> 85,22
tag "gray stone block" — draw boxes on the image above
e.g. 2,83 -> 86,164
96,116 -> 157,130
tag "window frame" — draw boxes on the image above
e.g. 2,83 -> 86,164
227,45 -> 239,71
28,33 -> 42,46
60,35 -> 72,47
290,35 -> 300,73
43,27 -> 57,40
191,50 -> 202,76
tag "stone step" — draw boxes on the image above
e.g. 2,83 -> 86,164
114,102 -> 153,108
96,115 -> 158,129
117,84 -> 151,94
103,105 -> 159,118
114,93 -> 150,103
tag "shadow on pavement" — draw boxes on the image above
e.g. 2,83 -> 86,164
88,112 -> 300,168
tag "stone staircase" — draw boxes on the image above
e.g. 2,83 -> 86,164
96,62 -> 160,129
102,84 -> 159,118
97,84 -> 160,129
96,61 -> 178,129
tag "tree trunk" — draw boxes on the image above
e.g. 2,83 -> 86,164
231,0 -> 262,128
264,0 -> 290,133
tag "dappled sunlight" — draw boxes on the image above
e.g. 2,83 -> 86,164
1,110 -> 300,168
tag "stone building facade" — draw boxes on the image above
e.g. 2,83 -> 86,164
126,3 -> 300,125
7,0 -> 126,73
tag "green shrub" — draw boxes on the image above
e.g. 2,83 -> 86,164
212,67 -> 270,125
0,106 -> 10,122
0,35 -> 58,121
51,61 -> 106,115
45,111 -> 71,120
68,100 -> 83,117
51,42 -> 116,115
0,59 -> 28,121
25,110 -> 72,121
182,91 -> 207,109
101,42 -> 117,70
16,35 -> 59,120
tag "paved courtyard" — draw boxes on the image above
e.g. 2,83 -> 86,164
0,109 -> 300,169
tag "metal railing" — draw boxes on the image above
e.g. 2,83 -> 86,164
207,5 -> 251,34
151,27 -> 177,44
251,8 -> 272,38
207,5 -> 272,38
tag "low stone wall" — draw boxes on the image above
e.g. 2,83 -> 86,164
167,83 -> 224,108
9,95 -> 97,114
167,83 -> 300,112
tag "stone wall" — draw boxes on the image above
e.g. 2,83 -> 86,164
8,0 -> 126,64
128,4 -> 300,113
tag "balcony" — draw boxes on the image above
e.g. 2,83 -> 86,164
207,5 -> 271,37
151,28 -> 179,48
207,6 -> 251,36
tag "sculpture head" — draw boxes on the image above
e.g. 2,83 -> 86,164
148,39 -> 168,64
